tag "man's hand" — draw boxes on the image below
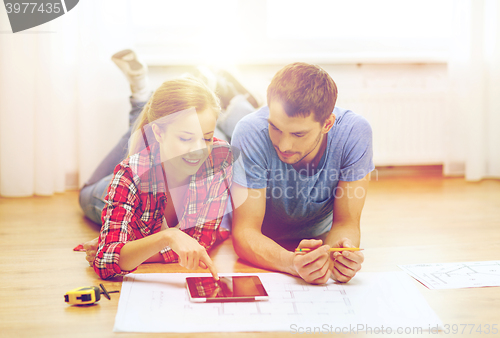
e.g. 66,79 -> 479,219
166,228 -> 219,280
293,239 -> 331,284
330,238 -> 364,283
83,237 -> 99,267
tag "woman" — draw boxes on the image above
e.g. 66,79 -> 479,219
79,51 -> 234,280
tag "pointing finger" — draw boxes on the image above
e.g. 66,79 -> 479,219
200,251 -> 219,281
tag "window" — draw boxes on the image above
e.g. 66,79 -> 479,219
130,0 -> 453,65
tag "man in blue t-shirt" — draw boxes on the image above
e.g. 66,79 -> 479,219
230,62 -> 374,284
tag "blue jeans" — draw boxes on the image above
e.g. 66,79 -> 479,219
78,97 -> 147,225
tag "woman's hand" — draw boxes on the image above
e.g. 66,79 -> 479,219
165,228 -> 219,280
83,237 -> 99,266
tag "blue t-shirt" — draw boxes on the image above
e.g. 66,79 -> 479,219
231,106 -> 374,241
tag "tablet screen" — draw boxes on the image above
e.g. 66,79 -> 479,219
186,276 -> 268,302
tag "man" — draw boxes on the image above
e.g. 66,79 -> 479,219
230,62 -> 374,284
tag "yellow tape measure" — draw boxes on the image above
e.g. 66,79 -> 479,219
64,284 -> 119,305
64,286 -> 101,305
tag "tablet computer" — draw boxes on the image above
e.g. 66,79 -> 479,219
186,276 -> 269,303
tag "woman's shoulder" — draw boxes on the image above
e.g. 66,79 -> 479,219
118,144 -> 161,178
212,137 -> 231,151
193,138 -> 236,181
109,148 -> 153,190
211,138 -> 236,167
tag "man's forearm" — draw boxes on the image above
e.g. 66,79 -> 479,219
233,226 -> 297,276
324,221 -> 361,248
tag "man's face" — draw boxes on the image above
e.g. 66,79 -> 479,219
268,100 -> 326,165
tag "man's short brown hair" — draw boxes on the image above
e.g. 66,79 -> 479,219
267,62 -> 337,124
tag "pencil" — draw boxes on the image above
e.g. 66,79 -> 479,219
99,283 -> 111,300
295,248 -> 363,253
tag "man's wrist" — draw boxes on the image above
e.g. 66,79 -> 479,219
325,231 -> 360,248
283,250 -> 299,277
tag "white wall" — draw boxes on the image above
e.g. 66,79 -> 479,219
15,60 -> 446,189
146,62 -> 448,167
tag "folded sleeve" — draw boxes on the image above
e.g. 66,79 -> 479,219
93,164 -> 140,280
339,116 -> 375,182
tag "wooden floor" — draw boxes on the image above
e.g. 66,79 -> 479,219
0,175 -> 499,337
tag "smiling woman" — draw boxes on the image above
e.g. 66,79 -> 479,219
151,108 -> 217,183
129,80 -> 220,186
80,73 -> 235,280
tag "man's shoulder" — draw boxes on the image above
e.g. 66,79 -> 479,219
333,107 -> 371,131
231,106 -> 271,152
330,107 -> 372,146
235,106 -> 270,132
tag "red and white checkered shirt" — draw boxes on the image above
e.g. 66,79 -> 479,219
94,138 -> 233,280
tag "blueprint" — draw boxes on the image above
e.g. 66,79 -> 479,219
399,260 -> 500,289
114,272 -> 442,333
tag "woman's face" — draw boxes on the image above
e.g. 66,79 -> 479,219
153,108 -> 217,183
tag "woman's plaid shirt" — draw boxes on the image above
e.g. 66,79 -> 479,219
94,139 -> 234,280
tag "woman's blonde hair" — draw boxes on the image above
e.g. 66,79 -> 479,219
128,77 -> 220,156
